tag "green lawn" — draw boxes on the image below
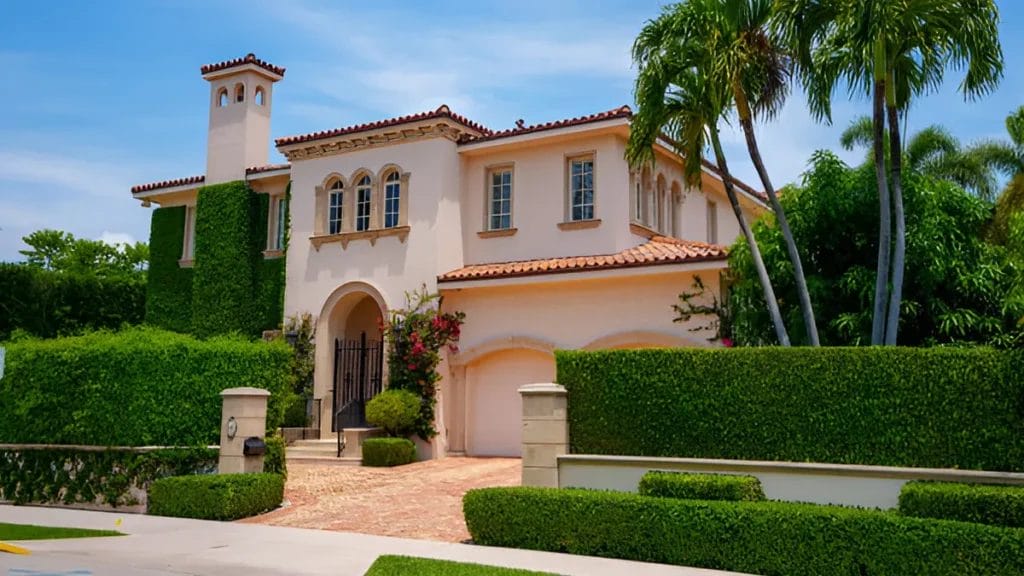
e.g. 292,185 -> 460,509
0,523 -> 123,541
365,555 -> 557,575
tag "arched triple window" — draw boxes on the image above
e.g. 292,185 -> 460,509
217,88 -> 229,107
255,86 -> 265,106
355,175 -> 372,232
328,180 -> 344,235
383,170 -> 401,228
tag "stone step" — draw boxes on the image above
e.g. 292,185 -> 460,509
291,439 -> 340,450
287,455 -> 362,466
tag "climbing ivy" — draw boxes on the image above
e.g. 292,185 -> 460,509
145,206 -> 193,332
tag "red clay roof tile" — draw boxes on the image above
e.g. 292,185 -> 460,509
201,53 -> 285,77
458,105 -> 633,145
437,236 -> 727,283
131,175 -> 205,194
245,163 -> 291,175
275,105 -> 491,147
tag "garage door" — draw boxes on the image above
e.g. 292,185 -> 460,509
466,349 -> 555,457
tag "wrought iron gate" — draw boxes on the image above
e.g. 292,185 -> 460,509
332,332 -> 384,432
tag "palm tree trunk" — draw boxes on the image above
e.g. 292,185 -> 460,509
710,125 -> 791,346
734,83 -> 820,346
884,89 -> 906,345
870,45 -> 892,345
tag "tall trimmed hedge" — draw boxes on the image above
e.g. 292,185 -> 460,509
0,328 -> 292,446
0,263 -> 145,340
557,348 -> 1024,471
146,206 -> 193,332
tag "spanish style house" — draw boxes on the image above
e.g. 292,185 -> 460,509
132,55 -> 767,458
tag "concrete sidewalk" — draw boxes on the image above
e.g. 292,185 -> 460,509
0,505 -> 749,576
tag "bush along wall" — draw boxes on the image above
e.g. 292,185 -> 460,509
899,481 -> 1024,528
463,487 -> 1024,576
0,263 -> 146,340
147,473 -> 284,520
557,348 -> 1024,471
145,206 -> 193,333
146,181 -> 286,338
638,471 -> 765,502
0,327 -> 293,446
0,447 -> 217,508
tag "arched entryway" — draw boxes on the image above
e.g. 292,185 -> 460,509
315,282 -> 387,436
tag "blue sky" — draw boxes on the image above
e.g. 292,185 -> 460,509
2,0 -> 1024,261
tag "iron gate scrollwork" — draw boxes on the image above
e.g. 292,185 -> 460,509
332,331 -> 384,433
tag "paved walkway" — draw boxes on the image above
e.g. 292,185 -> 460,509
243,457 -> 521,542
0,505 -> 750,576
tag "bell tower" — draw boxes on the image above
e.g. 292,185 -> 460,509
201,54 -> 285,184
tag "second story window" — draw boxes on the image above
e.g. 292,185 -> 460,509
356,175 -> 372,232
568,155 -> 595,221
274,196 -> 287,250
384,170 -> 401,228
488,167 -> 513,230
181,205 -> 197,264
706,199 -> 718,244
328,180 -> 344,235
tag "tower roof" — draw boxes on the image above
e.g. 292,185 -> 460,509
200,53 -> 285,79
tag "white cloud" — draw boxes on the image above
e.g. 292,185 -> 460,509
99,231 -> 137,247
0,150 -> 140,199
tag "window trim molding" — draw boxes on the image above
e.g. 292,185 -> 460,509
484,162 -> 515,232
267,194 -> 288,252
477,228 -> 518,238
351,170 -> 374,233
557,219 -> 601,231
377,164 -> 409,229
310,225 -> 411,250
564,150 -> 597,223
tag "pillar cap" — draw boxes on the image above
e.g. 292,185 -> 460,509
518,383 -> 567,395
220,387 -> 271,397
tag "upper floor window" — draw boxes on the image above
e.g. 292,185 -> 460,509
568,155 -> 595,221
355,175 -> 372,232
488,167 -> 513,230
234,83 -> 245,103
217,88 -> 229,107
273,196 -> 287,250
706,199 -> 718,244
634,179 -> 643,222
656,176 -> 667,233
182,205 -> 197,262
255,86 -> 265,106
383,170 -> 401,229
328,180 -> 344,235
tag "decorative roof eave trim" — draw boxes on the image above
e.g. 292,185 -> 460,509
200,54 -> 285,81
275,105 -> 490,149
457,117 -> 631,153
653,136 -> 769,208
277,121 -> 474,162
245,167 -> 291,181
437,259 -> 728,290
131,181 -> 202,200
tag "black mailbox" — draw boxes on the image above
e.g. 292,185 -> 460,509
243,437 -> 266,456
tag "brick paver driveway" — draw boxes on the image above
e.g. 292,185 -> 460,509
242,457 -> 521,542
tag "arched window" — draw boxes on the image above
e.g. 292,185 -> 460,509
355,175 -> 372,232
234,83 -> 245,103
641,166 -> 653,226
217,88 -> 229,107
255,86 -> 265,106
383,170 -> 401,228
656,176 -> 667,233
328,180 -> 344,235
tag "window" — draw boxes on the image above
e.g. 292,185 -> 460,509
328,180 -> 344,235
217,88 -> 229,107
568,156 -> 595,221
183,205 -> 197,260
273,196 -> 287,250
234,83 -> 245,103
488,167 -> 513,230
255,86 -> 265,106
634,180 -> 643,222
355,175 -> 372,232
706,199 -> 718,244
383,170 -> 401,228
654,178 -> 665,233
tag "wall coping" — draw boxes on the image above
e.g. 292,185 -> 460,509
0,444 -> 219,453
518,383 -> 567,396
221,387 -> 272,397
559,454 -> 1024,485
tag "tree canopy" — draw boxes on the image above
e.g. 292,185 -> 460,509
17,229 -> 147,277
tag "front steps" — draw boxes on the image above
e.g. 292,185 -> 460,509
286,439 -> 361,465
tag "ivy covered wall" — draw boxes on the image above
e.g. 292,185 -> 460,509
145,181 -> 286,337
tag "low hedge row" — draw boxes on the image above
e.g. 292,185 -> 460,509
900,481 -> 1024,528
147,473 -> 284,520
638,471 -> 765,501
463,487 -> 1024,575
362,438 -> 416,467
557,348 -> 1024,471
0,447 -> 216,507
0,327 -> 292,446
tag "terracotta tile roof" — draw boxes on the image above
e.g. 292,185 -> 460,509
438,235 -> 727,283
459,105 -> 633,145
246,163 -> 291,175
131,175 -> 205,194
201,53 -> 285,77
275,105 -> 491,147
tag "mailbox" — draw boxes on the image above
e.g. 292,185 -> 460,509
243,437 -> 266,456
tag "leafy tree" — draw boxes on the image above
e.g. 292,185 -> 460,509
728,151 -> 1021,347
776,0 -> 1004,345
18,230 -> 72,270
628,0 -> 792,345
17,229 -> 147,277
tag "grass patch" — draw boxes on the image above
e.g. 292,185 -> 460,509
365,555 -> 556,575
0,523 -> 123,541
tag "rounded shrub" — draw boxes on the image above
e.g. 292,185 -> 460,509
362,438 -> 417,467
366,389 -> 421,437
638,471 -> 765,502
147,473 -> 284,520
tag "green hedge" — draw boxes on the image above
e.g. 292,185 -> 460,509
900,481 -> 1024,528
0,263 -> 145,340
0,327 -> 292,445
463,487 -> 1024,575
145,206 -> 193,332
0,447 -> 216,507
362,438 -> 417,467
264,434 -> 287,479
638,471 -> 765,502
558,348 -> 1024,471
365,556 -> 555,575
147,473 -> 284,520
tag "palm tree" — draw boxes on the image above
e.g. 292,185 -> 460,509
776,0 -> 1003,345
628,2 -> 792,345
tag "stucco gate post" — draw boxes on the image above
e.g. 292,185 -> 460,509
219,387 -> 270,474
519,383 -> 569,487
